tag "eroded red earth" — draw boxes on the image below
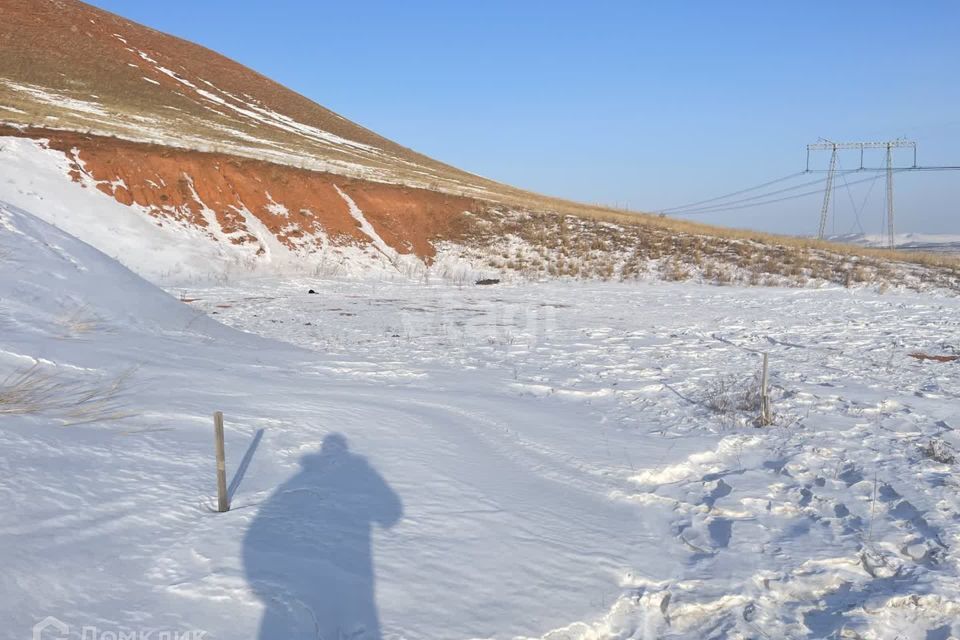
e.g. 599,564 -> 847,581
3,127 -> 477,261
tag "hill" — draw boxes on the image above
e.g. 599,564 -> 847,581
0,0 -> 957,290
0,0 -> 611,211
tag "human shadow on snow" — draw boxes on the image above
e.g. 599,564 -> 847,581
243,433 -> 402,639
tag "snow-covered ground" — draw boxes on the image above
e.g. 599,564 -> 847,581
3,201 -> 960,639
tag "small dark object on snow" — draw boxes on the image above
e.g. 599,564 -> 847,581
909,352 -> 958,363
475,278 -> 500,286
308,289 -> 318,294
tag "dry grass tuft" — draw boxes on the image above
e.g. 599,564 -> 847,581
0,364 -> 135,425
55,305 -> 103,338
701,374 -> 763,415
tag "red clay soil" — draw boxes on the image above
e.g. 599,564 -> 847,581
0,0 -> 467,179
3,126 -> 477,260
339,181 -> 475,258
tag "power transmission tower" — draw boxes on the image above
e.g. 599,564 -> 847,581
817,145 -> 838,240
806,139 -> 916,245
885,144 -> 896,249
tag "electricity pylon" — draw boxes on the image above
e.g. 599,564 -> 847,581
806,139 -> 916,247
817,145 -> 838,240
885,145 -> 896,249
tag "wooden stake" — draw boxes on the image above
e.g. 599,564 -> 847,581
214,411 -> 229,512
759,353 -> 771,426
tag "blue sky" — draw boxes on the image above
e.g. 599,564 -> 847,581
89,1 -> 959,235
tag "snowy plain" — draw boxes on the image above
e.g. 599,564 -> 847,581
2,196 -> 960,639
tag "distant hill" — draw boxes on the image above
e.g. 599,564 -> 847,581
830,233 -> 960,254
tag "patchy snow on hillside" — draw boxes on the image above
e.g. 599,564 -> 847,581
1,79 -> 111,117
0,136 -> 407,283
4,133 -> 958,297
2,198 -> 959,639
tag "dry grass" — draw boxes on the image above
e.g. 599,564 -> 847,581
701,374 -> 763,415
455,204 -> 960,291
55,305 -> 103,338
4,118 -> 957,281
0,364 -> 135,425
449,186 -> 959,274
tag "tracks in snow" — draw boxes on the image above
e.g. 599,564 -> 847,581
182,278 -> 960,638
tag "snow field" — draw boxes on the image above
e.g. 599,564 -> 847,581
184,277 -> 960,638
2,199 -> 959,638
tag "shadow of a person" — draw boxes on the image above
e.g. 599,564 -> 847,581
243,434 -> 402,639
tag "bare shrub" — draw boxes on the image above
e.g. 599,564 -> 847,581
596,259 -> 615,280
662,259 -> 691,282
714,266 -> 734,285
701,374 -> 762,415
919,438 -> 956,464
620,252 -> 646,281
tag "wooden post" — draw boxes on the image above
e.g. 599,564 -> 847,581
759,354 -> 771,426
214,411 -> 229,512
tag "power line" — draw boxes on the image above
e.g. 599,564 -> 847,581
665,174 -> 831,215
657,167 -> 944,215
805,165 -> 960,172
658,171 -> 807,213
669,171 -> 908,216
656,160 -> 958,220
670,172 -> 888,216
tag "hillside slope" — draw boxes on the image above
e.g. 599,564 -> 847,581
0,0 -> 593,212
3,129 -> 960,290
0,0 -> 471,188
1,0 -> 957,289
